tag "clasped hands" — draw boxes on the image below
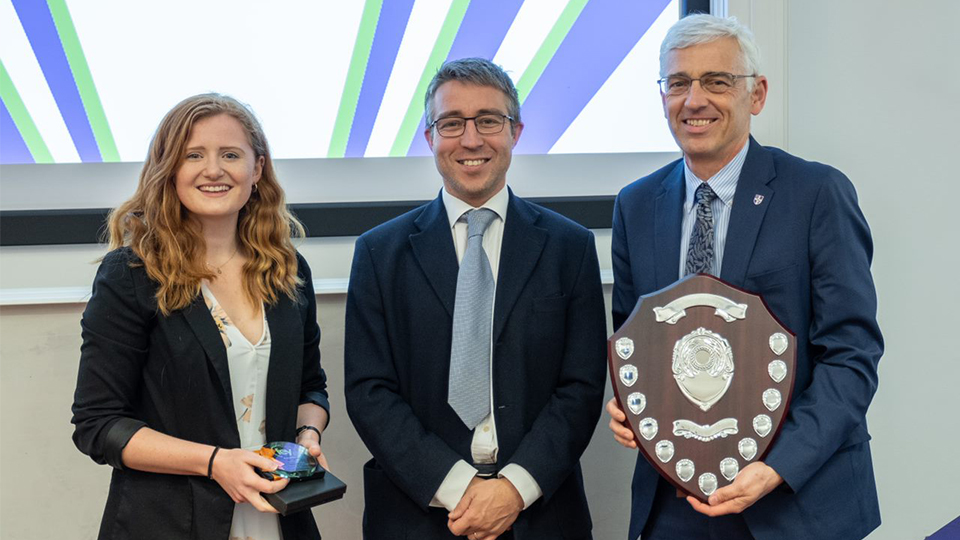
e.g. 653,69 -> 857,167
448,476 -> 523,540
606,398 -> 783,516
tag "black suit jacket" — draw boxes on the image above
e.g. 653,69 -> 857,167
72,248 -> 329,540
612,138 -> 883,540
344,191 -> 607,539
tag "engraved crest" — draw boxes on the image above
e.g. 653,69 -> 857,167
738,438 -> 758,461
672,327 -> 734,411
676,459 -> 695,482
762,389 -> 782,411
768,360 -> 787,383
627,392 -> 647,415
615,337 -> 635,360
769,333 -> 788,355
619,364 -> 638,387
655,440 -> 675,463
720,458 -> 739,481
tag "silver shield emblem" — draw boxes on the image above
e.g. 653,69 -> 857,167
676,459 -> 695,482
615,337 -> 635,360
699,473 -> 718,496
769,333 -> 788,355
619,364 -> 638,387
672,327 -> 734,411
762,389 -> 782,411
753,414 -> 772,437
768,360 -> 787,383
738,438 -> 758,461
753,194 -> 764,205
627,392 -> 646,415
639,418 -> 658,440
720,458 -> 739,481
655,440 -> 675,463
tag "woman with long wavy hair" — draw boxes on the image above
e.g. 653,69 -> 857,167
72,94 -> 329,540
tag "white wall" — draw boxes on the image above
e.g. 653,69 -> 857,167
2,1 -> 959,538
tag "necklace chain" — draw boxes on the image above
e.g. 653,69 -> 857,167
207,247 -> 239,275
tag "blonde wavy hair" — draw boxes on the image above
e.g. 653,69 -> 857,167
106,93 -> 305,315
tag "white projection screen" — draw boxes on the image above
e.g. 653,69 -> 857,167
0,0 -> 682,241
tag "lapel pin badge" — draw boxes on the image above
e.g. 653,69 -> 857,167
753,194 -> 764,205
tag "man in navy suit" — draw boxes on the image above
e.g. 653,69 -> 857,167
345,58 -> 606,539
606,14 -> 883,540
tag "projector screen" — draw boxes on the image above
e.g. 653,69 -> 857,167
1,0 -> 684,244
2,0 -> 678,164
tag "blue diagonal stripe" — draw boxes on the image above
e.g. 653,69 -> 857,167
1,99 -> 35,164
12,0 -> 101,162
344,0 -> 415,158
515,0 -> 671,154
406,0 -> 524,157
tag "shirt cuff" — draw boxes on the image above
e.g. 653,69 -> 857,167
429,460 -> 478,511
499,464 -> 542,510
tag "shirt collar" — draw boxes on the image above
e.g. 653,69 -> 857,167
442,185 -> 509,229
683,140 -> 750,208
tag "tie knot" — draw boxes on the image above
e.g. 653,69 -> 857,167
466,208 -> 497,238
694,182 -> 718,205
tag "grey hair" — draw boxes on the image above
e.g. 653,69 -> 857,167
660,14 -> 761,85
423,57 -> 521,127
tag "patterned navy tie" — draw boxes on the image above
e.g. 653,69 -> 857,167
685,182 -> 718,276
448,208 -> 497,430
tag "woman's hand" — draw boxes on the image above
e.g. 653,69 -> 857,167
210,448 -> 289,513
296,430 -> 330,471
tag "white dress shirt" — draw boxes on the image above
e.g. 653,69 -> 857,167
429,186 -> 543,512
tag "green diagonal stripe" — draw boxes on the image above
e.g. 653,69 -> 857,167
328,0 -> 383,158
515,0 -> 588,103
0,60 -> 54,163
47,0 -> 120,162
388,0 -> 470,157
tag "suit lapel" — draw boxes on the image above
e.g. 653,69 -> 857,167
181,295 -> 234,415
654,162 -> 685,289
264,297 -> 298,442
493,192 -> 546,342
410,196 -> 460,318
720,137 -> 775,286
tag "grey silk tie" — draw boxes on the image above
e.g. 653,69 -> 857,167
685,182 -> 718,276
448,208 -> 497,430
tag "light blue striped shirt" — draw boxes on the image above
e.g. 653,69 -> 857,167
678,142 -> 750,279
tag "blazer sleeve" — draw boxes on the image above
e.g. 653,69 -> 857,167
501,231 -> 608,502
344,236 -> 465,510
764,171 -> 883,492
611,194 -> 636,332
296,254 -> 330,418
71,249 -> 151,469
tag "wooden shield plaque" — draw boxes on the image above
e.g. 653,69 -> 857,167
609,274 -> 797,502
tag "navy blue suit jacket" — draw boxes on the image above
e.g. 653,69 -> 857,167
612,138 -> 883,540
345,190 -> 607,539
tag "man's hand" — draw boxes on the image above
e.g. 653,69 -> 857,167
606,398 -> 637,449
687,461 -> 782,516
447,477 -> 522,539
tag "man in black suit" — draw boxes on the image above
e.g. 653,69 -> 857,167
345,58 -> 607,540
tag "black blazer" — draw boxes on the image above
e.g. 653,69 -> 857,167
612,138 -> 883,540
72,248 -> 329,540
344,191 -> 607,539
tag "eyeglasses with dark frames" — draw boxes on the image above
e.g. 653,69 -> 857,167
429,114 -> 514,137
657,72 -> 757,96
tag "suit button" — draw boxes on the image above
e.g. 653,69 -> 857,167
483,425 -> 490,433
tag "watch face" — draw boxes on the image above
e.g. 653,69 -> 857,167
255,441 -> 319,480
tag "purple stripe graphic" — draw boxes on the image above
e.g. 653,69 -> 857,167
515,0 -> 671,154
344,0 -> 415,158
1,99 -> 35,164
406,0 -> 524,157
12,0 -> 101,162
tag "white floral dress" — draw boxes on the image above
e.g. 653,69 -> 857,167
202,283 -> 281,540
